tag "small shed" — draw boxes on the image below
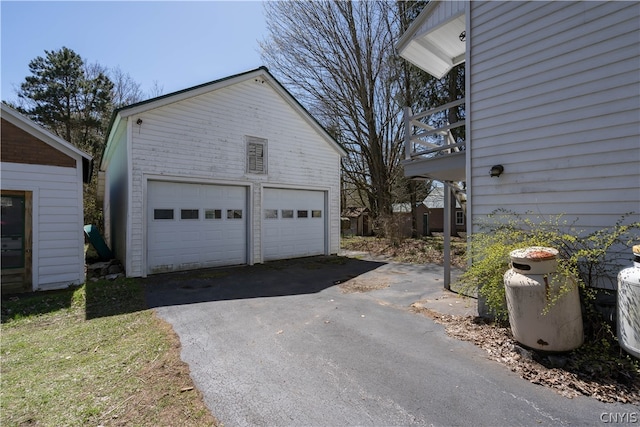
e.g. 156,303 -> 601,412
1,104 -> 92,293
100,67 -> 346,277
341,207 -> 371,236
416,187 -> 466,235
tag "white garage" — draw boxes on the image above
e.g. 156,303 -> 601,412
147,181 -> 247,274
101,68 -> 345,277
263,188 -> 326,261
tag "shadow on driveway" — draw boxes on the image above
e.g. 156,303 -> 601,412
144,255 -> 386,309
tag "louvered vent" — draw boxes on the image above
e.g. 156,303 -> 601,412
246,136 -> 267,174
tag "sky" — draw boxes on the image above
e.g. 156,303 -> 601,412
1,1 -> 268,104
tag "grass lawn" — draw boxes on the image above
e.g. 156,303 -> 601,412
1,278 -> 218,426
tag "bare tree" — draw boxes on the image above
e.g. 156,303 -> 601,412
262,1 -> 411,219
108,66 -> 144,108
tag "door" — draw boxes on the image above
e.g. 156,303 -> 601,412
147,181 -> 247,274
422,213 -> 430,236
263,188 -> 325,261
1,190 -> 32,293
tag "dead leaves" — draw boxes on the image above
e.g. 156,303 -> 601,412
418,311 -> 640,404
339,277 -> 390,293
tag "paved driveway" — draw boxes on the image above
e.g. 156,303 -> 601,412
145,255 -> 635,426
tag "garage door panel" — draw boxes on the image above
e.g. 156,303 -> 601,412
263,188 -> 325,261
147,181 -> 247,274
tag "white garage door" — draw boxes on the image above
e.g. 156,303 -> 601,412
263,188 -> 325,261
147,181 -> 247,274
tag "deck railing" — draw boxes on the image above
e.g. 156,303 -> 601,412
404,98 -> 466,160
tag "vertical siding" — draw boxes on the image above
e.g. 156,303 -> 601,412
126,78 -> 341,277
469,1 -> 640,287
1,162 -> 85,289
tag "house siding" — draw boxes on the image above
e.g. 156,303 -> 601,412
468,1 -> 640,286
123,77 -> 341,277
1,119 -> 76,168
1,162 -> 85,290
102,122 -> 129,271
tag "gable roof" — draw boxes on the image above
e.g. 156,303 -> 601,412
1,103 -> 93,183
422,186 -> 464,209
341,207 -> 370,218
102,66 -> 346,167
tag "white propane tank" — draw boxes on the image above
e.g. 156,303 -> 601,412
504,247 -> 583,352
617,245 -> 640,359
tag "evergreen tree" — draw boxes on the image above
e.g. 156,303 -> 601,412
17,47 -> 114,158
16,47 -> 114,226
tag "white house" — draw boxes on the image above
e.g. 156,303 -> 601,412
398,1 -> 640,289
100,67 -> 346,278
1,104 -> 92,293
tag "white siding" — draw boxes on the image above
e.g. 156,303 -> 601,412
102,122 -> 129,271
468,1 -> 640,287
125,77 -> 341,277
1,162 -> 85,290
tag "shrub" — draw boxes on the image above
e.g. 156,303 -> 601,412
458,210 -> 639,321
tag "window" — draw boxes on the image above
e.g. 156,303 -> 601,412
297,210 -> 308,218
154,209 -> 174,220
205,209 -> 222,219
246,136 -> 267,174
181,209 -> 199,220
264,209 -> 278,219
282,209 -> 294,219
312,210 -> 322,218
227,209 -> 243,219
456,210 -> 465,226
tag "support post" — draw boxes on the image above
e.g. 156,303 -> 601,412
443,182 -> 451,290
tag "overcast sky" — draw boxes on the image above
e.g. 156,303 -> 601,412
1,1 -> 268,104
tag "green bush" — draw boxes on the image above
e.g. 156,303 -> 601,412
458,210 -> 639,321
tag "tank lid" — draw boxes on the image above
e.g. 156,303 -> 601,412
510,246 -> 558,261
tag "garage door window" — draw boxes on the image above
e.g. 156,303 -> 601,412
154,209 -> 174,220
312,210 -> 322,218
264,209 -> 278,219
205,209 -> 222,219
297,210 -> 308,218
227,209 -> 243,219
282,209 -> 294,219
181,209 -> 199,220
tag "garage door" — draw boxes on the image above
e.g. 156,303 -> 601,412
147,181 -> 246,274
263,188 -> 325,261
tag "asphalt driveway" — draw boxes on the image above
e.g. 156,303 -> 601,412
144,255 -> 635,426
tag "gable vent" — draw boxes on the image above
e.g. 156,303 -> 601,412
246,136 -> 267,174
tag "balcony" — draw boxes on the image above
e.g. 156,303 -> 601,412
402,98 -> 466,183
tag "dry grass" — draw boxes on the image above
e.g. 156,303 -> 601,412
1,279 -> 219,426
341,234 -> 467,268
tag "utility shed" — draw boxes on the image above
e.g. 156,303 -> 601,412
100,67 -> 346,277
1,104 -> 92,294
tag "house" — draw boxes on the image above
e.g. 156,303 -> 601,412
341,207 -> 372,236
100,67 -> 346,278
397,1 -> 640,289
1,104 -> 92,293
417,187 -> 467,236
